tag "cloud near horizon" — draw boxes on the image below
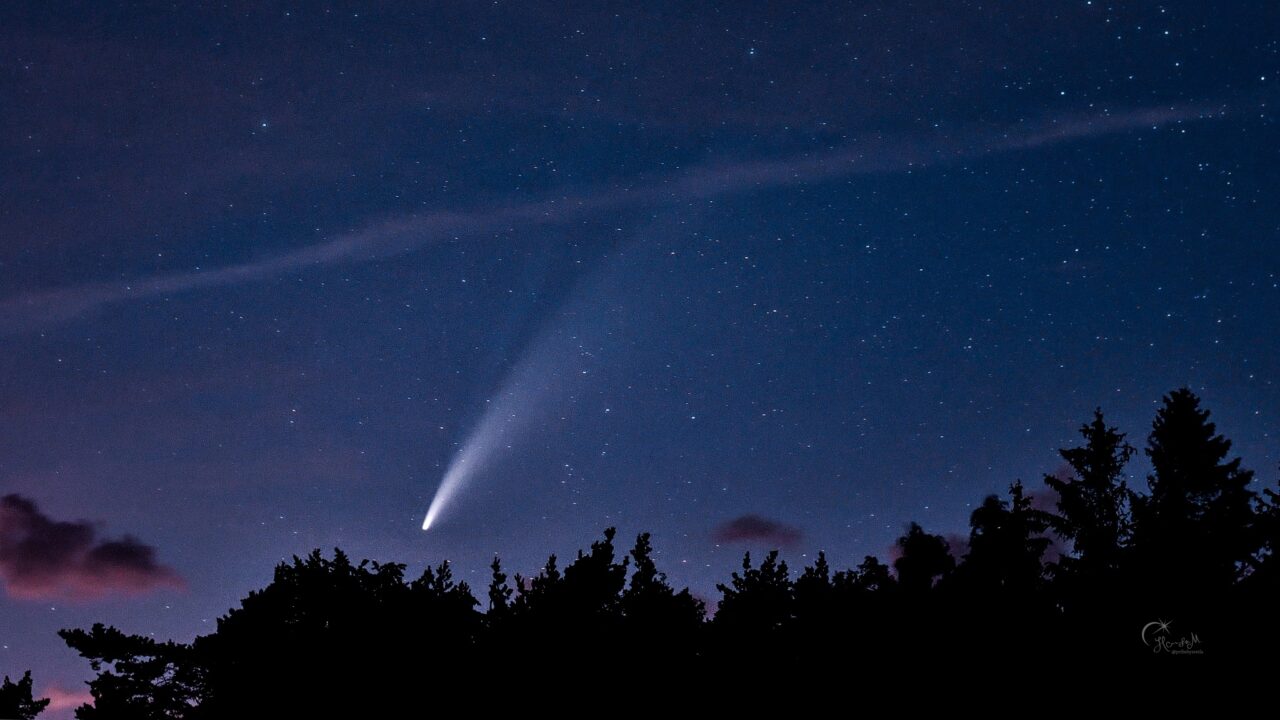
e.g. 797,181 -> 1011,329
41,683 -> 95,714
713,514 -> 802,546
0,494 -> 183,601
0,103 -> 1225,333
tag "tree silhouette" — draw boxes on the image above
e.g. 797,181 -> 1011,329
512,552 -> 559,613
793,550 -> 895,645
955,481 -> 1050,595
622,532 -> 663,610
497,528 -> 638,670
487,555 -> 513,615
58,624 -> 201,720
622,532 -> 704,632
559,526 -> 628,622
843,555 -> 894,594
1241,482 -> 1280,608
50,388 -> 1278,699
1044,408 -> 1134,580
793,551 -> 833,617
893,522 -> 954,593
408,558 -> 482,645
192,549 -> 478,717
1132,388 -> 1256,594
0,671 -> 50,720
713,550 -> 792,635
616,532 -> 704,664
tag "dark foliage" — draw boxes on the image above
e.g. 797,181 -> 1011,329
893,522 -> 954,593
1045,409 -> 1134,581
48,389 -> 1279,713
0,671 -> 49,720
953,481 -> 1051,595
58,624 -> 201,720
1132,389 -> 1256,591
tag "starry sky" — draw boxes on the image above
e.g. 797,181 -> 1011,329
1,1 -> 1277,710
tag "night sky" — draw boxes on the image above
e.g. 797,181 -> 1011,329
2,1 -> 1277,711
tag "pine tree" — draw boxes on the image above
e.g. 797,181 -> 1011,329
1044,409 -> 1134,577
622,533 -> 701,622
625,532 -> 662,601
487,556 -> 513,614
59,625 -> 201,720
620,532 -> 704,656
1244,484 -> 1280,593
560,527 -> 628,620
1132,388 -> 1256,589
0,672 -> 50,720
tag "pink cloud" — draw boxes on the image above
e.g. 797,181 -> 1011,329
713,515 -> 802,546
944,533 -> 969,560
0,494 -> 184,601
42,684 -> 94,714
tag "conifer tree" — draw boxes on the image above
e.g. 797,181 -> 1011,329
1132,388 -> 1256,589
0,672 -> 49,720
1044,409 -> 1134,577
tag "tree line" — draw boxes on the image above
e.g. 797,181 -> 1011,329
5,388 -> 1279,717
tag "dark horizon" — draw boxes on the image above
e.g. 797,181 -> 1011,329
2,2 -> 1278,713
10,385 -> 1280,716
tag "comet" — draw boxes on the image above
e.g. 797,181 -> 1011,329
421,367 -> 553,531
420,261 -> 622,531
421,348 -> 562,531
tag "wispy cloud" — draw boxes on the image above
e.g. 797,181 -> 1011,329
0,104 -> 1224,332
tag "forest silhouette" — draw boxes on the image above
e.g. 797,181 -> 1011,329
6,388 -> 1280,718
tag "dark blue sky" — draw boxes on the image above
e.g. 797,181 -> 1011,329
1,1 -> 1277,711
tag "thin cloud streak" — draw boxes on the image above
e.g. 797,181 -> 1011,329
0,104 -> 1224,331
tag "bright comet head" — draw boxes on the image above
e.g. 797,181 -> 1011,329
421,464 -> 463,532
420,443 -> 483,532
